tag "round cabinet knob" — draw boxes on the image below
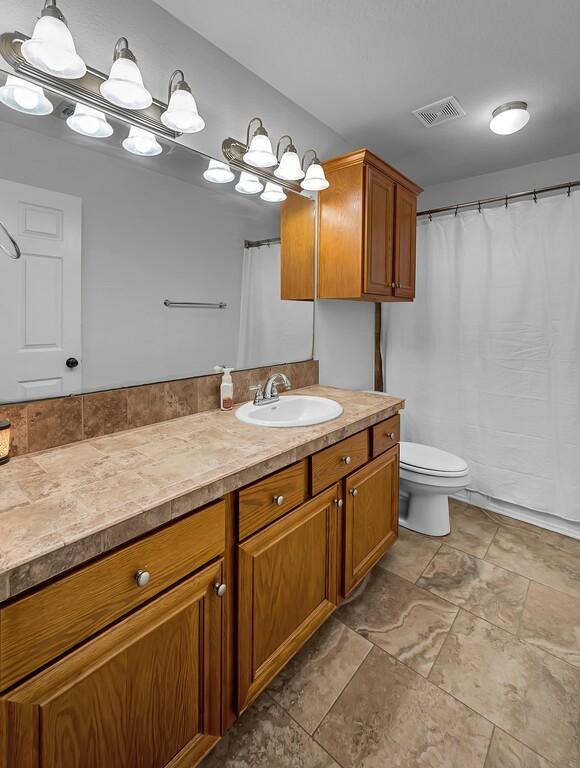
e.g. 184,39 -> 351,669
134,570 -> 151,588
214,582 -> 227,598
391,282 -> 396,289
273,495 -> 285,506
66,357 -> 79,369
334,498 -> 343,508
342,455 -> 352,465
387,432 -> 396,440
350,488 -> 359,497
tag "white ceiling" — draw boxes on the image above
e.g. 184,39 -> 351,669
153,0 -> 580,187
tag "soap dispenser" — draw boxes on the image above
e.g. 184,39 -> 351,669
214,366 -> 234,411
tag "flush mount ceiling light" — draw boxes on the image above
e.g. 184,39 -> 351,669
100,37 -> 152,110
122,126 -> 162,156
203,159 -> 234,183
21,0 -> 86,79
243,117 -> 277,168
0,75 -> 53,115
160,69 -> 204,133
66,103 -> 113,137
274,135 -> 305,181
301,150 -> 329,191
235,171 -> 264,195
490,101 -> 529,135
261,181 -> 287,203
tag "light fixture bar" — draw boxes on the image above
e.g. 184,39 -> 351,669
222,136 -> 302,193
0,31 -> 177,138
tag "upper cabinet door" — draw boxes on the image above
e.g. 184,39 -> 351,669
1,562 -> 224,768
364,167 -> 395,296
394,184 -> 417,299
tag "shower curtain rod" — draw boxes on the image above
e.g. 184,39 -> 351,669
418,178 -> 580,218
244,237 -> 281,248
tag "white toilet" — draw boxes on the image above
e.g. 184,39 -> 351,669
399,442 -> 470,536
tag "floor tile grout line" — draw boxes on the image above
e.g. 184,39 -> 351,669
412,541 -> 443,584
482,523 -> 500,560
482,725 -> 496,767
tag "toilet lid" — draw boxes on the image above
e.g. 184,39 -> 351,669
400,442 -> 469,477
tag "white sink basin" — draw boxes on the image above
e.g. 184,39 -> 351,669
235,395 -> 343,428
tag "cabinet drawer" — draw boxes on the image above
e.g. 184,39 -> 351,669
311,431 -> 369,495
372,415 -> 400,457
0,499 -> 225,691
238,460 -> 308,540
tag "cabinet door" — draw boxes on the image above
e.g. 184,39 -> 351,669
344,447 -> 399,596
238,486 -> 339,712
364,166 -> 395,296
1,561 -> 224,768
394,184 -> 417,299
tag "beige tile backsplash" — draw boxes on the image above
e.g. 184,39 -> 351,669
0,361 -> 319,457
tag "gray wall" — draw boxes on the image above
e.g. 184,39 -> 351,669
1,0 -> 377,391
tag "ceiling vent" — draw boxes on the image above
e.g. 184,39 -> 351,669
412,96 -> 466,128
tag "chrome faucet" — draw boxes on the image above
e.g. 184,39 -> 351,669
252,372 -> 291,405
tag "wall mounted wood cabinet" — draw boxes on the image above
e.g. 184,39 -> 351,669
317,148 -> 423,301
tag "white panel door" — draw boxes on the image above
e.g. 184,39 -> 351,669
0,179 -> 82,403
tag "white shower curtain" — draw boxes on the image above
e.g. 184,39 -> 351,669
237,243 -> 313,369
384,192 -> 580,523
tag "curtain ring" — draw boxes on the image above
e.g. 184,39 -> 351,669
454,204 -> 459,217
478,201 -> 482,214
533,190 -> 538,203
505,195 -> 508,209
568,183 -> 572,197
428,212 -> 433,222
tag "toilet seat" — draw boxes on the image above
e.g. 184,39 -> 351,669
400,442 -> 469,478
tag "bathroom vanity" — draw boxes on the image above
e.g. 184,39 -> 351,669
0,386 -> 402,768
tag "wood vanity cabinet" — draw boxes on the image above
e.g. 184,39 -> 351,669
1,561 -> 224,768
317,148 -> 423,301
237,485 -> 339,712
343,447 -> 399,595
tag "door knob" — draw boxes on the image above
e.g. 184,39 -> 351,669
134,570 -> 151,587
342,455 -> 352,465
350,488 -> 358,497
273,495 -> 285,506
66,357 -> 79,369
214,582 -> 227,597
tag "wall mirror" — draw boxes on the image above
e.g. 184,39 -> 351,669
0,68 -> 315,405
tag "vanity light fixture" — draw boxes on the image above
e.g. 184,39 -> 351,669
203,159 -> 235,183
274,135 -> 305,181
160,69 -> 204,133
489,101 -> 530,135
300,150 -> 329,191
260,181 -> 287,203
122,126 -> 162,156
0,420 -> 10,465
235,171 -> 264,195
0,75 -> 53,115
21,0 -> 86,79
100,38 -> 152,110
243,117 -> 278,168
66,103 -> 113,138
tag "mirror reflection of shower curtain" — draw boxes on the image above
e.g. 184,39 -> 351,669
237,243 -> 313,369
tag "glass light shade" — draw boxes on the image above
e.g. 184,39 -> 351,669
260,181 -> 287,203
100,57 -> 152,110
0,419 -> 10,465
122,127 -> 162,156
203,159 -> 234,183
274,150 -> 305,180
243,132 -> 277,168
490,102 -> 529,135
161,88 -> 205,133
301,162 -> 330,191
66,103 -> 113,138
235,171 -> 264,195
0,75 -> 53,115
21,15 -> 86,79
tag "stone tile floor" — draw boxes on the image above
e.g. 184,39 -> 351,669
201,501 -> 580,768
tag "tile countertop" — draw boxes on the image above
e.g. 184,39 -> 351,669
0,386 -> 404,602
